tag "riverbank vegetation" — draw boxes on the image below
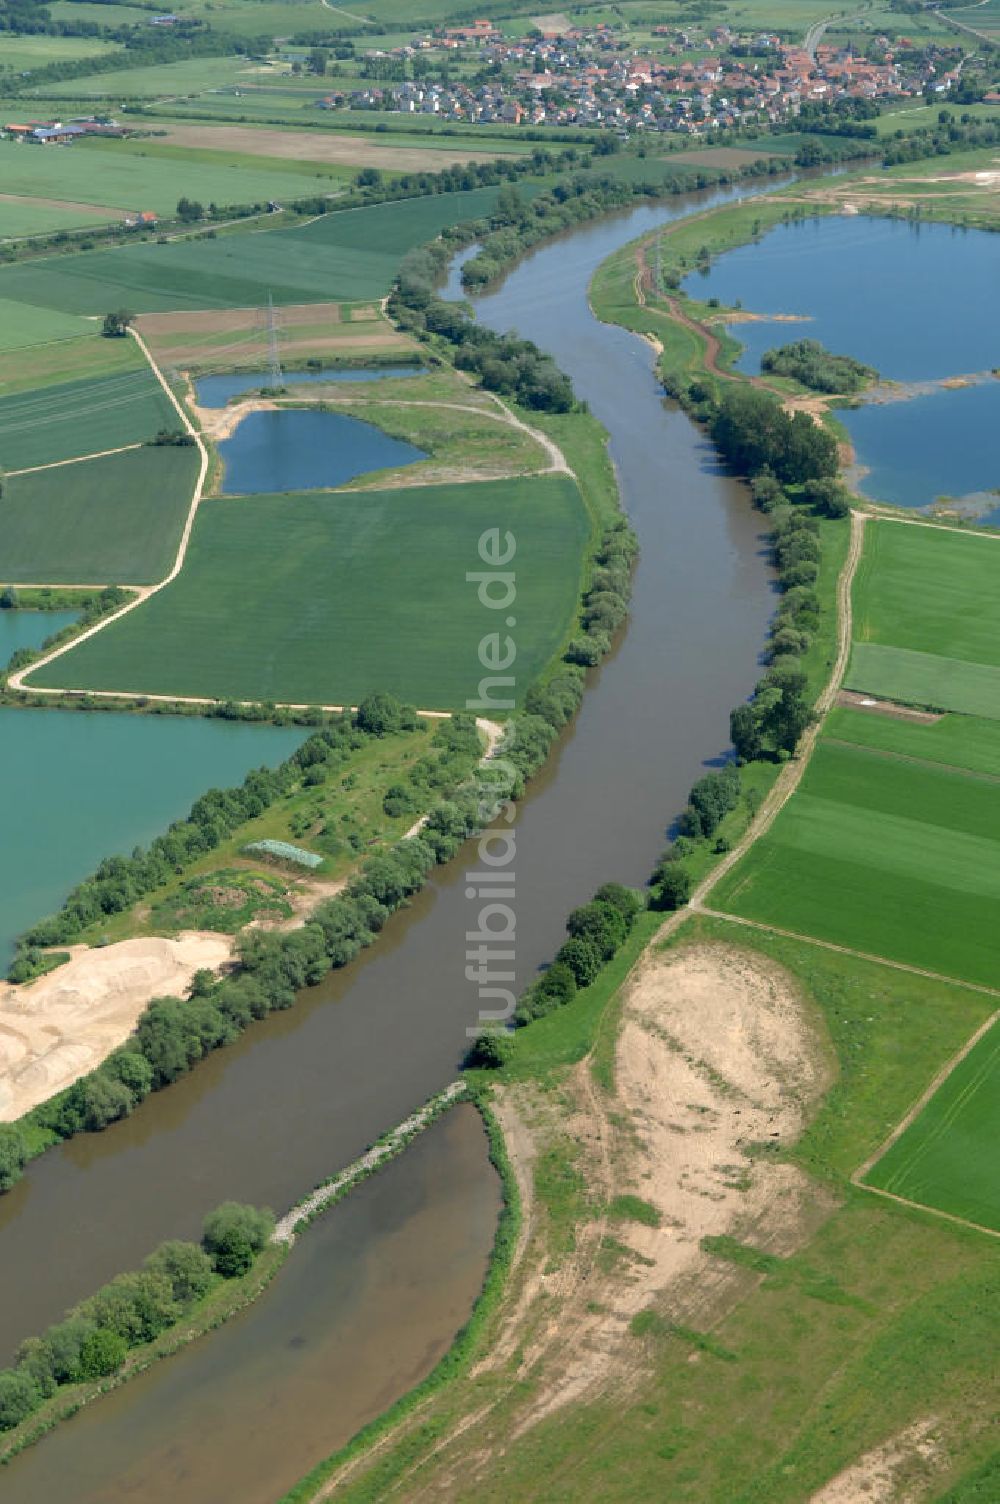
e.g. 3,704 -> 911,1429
0,1201 -> 274,1457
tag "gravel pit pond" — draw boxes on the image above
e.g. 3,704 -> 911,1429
194,365 -> 419,408
216,407 -> 426,494
0,712 -> 303,970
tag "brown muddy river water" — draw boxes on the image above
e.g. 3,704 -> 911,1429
0,1106 -> 499,1504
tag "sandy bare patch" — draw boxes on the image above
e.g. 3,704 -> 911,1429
811,1416 -> 942,1503
0,935 -> 232,1121
496,942 -> 835,1437
152,124 -> 516,172
837,690 -> 944,724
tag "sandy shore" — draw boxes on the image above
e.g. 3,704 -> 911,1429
0,935 -> 232,1122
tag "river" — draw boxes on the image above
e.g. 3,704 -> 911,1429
0,185 -> 776,1477
0,1105 -> 499,1504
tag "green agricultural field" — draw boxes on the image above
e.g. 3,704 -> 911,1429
712,738 -> 1000,987
47,1 -> 154,22
847,523 -> 1000,713
0,137 -> 344,222
0,297 -> 90,354
854,524 -> 1000,667
846,642 -> 1000,719
0,198 -> 118,240
0,186 -> 506,314
31,55 -> 273,100
864,1020 -> 1000,1232
0,367 -> 178,470
31,475 -> 589,707
827,704 -> 1000,779
1,446 -> 199,584
0,330 -> 145,396
0,35 -> 121,72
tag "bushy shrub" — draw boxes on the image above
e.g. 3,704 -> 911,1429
202,1202 -> 274,1279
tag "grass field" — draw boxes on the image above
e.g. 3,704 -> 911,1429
0,366 -> 178,470
1,446 -> 199,584
0,137 -> 347,222
0,330 -> 145,396
0,297 -> 90,353
31,475 -> 589,706
864,1020 -> 1000,1231
847,642 -> 1000,719
827,704 -> 1000,778
0,187 -> 506,314
31,55 -> 274,100
713,737 -> 1000,987
847,523 -> 1000,715
0,35 -> 121,72
852,523 -> 1000,666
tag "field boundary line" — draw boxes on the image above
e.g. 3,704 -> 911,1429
9,328 -> 208,698
850,1179 -> 1000,1241
870,510 -> 1000,544
698,907 -> 1000,1002
853,1007 -> 1000,1186
6,443 -> 144,478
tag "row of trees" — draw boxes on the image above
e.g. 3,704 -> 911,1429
469,882 -> 645,1058
391,251 -> 576,411
0,1202 -> 273,1434
566,521 -> 637,666
709,386 -> 839,487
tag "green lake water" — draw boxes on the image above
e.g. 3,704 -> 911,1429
0,710 -> 302,965
0,609 -> 78,668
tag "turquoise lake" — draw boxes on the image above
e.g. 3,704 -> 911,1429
195,366 -> 419,408
686,215 -> 1000,512
0,610 -> 78,668
0,712 -> 302,964
217,409 -> 425,495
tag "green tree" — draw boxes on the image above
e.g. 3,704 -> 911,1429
176,197 -> 205,223
566,900 -> 628,960
464,1030 -> 512,1068
0,1123 -> 28,1191
101,309 -> 133,338
730,702 -> 763,762
0,585 -> 18,609
653,865 -> 692,911
356,692 -> 402,737
0,1369 -> 40,1431
76,1328 -> 128,1380
144,1241 -> 214,1306
202,1202 -> 274,1278
555,935 -> 603,987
